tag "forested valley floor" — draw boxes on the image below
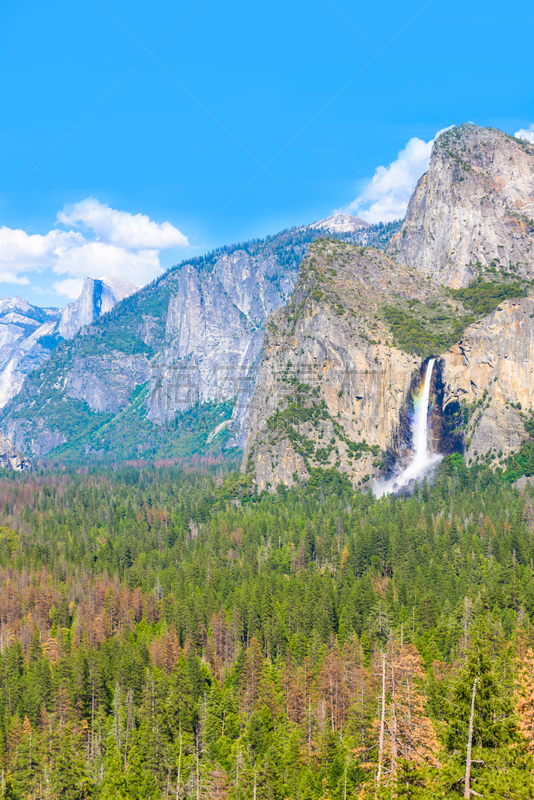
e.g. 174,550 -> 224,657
1,457 -> 534,798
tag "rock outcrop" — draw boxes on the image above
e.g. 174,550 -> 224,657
59,276 -> 138,339
243,238 -> 463,490
388,124 -> 534,287
0,434 -> 31,471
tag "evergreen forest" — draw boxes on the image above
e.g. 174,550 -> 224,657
1,457 -> 534,798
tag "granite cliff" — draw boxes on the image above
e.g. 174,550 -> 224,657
388,124 -> 534,288
441,297 -> 534,464
242,238 -> 469,490
147,247 -> 298,446
243,238 -> 534,491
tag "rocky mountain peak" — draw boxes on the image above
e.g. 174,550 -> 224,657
59,276 -> 139,340
0,296 -> 34,315
387,123 -> 534,287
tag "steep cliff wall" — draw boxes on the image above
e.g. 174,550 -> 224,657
388,124 -> 534,287
441,297 -> 534,463
147,249 -> 297,445
243,239 -> 465,491
243,241 -> 534,491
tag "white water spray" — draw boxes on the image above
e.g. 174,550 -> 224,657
373,359 -> 442,497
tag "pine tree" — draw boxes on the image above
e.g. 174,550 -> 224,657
0,772 -> 17,800
203,681 -> 224,761
124,743 -> 160,799
49,723 -> 92,800
445,635 -> 526,797
100,738 -> 129,800
12,716 -> 39,799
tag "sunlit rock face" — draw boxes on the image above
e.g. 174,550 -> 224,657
388,124 -> 534,288
147,249 -> 299,445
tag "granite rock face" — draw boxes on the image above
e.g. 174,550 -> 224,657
147,249 -> 298,445
0,297 -> 61,409
65,353 -> 152,414
388,124 -> 534,287
243,244 -> 534,490
59,276 -> 138,339
441,297 -> 534,462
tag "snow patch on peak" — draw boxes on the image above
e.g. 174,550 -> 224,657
310,214 -> 370,234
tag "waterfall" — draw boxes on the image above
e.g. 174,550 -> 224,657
373,359 -> 442,497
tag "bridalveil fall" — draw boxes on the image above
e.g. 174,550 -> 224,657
374,359 -> 442,497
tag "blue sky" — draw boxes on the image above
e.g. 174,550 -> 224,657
1,0 -> 533,307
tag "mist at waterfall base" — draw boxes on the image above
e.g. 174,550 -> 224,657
373,359 -> 443,498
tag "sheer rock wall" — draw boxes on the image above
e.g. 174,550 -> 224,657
388,124 -> 534,288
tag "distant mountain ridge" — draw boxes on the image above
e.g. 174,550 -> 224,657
0,279 -> 139,417
0,217 -> 400,464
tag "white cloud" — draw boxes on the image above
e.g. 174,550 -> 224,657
0,271 -> 30,285
52,278 -> 85,299
0,199 -> 189,298
344,128 -> 451,224
515,124 -> 534,144
57,197 -> 188,250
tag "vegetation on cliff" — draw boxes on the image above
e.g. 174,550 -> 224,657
382,275 -> 531,358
